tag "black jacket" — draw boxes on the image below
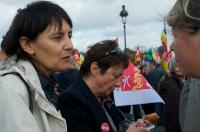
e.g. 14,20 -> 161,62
58,77 -> 124,132
158,73 -> 183,132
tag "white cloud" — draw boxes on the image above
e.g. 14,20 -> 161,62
0,0 -> 176,51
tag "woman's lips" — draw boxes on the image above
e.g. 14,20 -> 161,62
63,55 -> 73,61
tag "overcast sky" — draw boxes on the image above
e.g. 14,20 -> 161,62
0,0 -> 176,52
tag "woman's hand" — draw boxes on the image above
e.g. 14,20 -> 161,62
126,123 -> 151,132
135,119 -> 146,127
126,119 -> 152,132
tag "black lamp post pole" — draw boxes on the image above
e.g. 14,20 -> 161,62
120,5 -> 128,51
123,23 -> 127,50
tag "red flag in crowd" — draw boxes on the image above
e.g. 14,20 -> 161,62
73,49 -> 80,62
121,62 -> 150,91
114,61 -> 164,106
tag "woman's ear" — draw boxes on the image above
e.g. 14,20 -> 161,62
90,62 -> 101,76
19,36 -> 34,55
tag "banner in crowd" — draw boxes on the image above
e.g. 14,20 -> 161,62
114,62 -> 164,106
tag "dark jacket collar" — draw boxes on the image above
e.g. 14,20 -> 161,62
74,77 -> 124,131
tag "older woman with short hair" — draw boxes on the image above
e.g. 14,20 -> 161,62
59,40 -> 150,132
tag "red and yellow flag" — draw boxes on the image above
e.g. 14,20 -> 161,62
121,62 -> 150,91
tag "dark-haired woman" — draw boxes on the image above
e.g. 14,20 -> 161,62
0,1 -> 74,132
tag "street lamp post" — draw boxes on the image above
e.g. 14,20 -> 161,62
119,5 -> 128,51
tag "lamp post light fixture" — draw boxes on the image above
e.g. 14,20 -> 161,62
119,5 -> 128,51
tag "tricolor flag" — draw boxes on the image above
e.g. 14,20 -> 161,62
160,22 -> 170,71
161,31 -> 167,52
114,62 -> 164,106
161,28 -> 168,52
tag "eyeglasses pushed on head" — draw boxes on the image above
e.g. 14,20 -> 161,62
105,46 -> 123,56
183,0 -> 200,21
98,40 -> 123,56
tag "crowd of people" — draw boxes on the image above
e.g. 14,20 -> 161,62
0,0 -> 200,132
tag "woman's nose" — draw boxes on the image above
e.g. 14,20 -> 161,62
64,39 -> 73,51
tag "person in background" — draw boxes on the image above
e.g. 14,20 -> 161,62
166,0 -> 200,131
141,62 -> 150,81
149,60 -> 156,73
148,59 -> 166,132
135,60 -> 142,71
148,60 -> 166,93
58,40 -> 150,132
0,1 -> 73,131
158,57 -> 185,132
141,62 -> 155,115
